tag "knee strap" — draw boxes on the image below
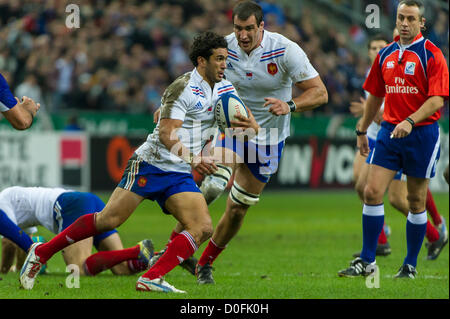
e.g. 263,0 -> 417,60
213,164 -> 232,184
229,181 -> 259,206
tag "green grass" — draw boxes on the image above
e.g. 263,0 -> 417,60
0,191 -> 448,299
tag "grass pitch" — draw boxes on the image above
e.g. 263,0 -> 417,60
0,191 -> 448,300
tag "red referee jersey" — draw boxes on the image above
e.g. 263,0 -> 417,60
363,33 -> 449,126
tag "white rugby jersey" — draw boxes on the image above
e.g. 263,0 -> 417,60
0,186 -> 69,234
135,68 -> 236,173
224,30 -> 319,144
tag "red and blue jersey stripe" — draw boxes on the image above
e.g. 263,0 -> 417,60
227,49 -> 239,62
217,84 -> 235,96
260,48 -> 285,62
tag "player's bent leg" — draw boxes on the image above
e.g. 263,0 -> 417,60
212,164 -> 265,247
387,179 -> 409,215
85,233 -> 154,276
95,187 -> 144,232
199,146 -> 237,205
363,165 -> 396,205
137,192 -> 211,293
61,237 -> 94,275
196,164 -> 266,284
200,163 -> 233,205
20,188 -> 144,289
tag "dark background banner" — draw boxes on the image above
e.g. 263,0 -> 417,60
90,136 -> 146,191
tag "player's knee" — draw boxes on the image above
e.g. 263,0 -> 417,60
227,202 -> 248,226
200,164 -> 232,205
199,223 -> 214,243
95,210 -> 122,232
354,179 -> 365,201
363,184 -> 383,203
188,223 -> 213,245
406,193 -> 426,212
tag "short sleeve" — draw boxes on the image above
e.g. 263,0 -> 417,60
363,55 -> 386,98
427,49 -> 449,100
159,78 -> 191,121
284,41 -> 319,83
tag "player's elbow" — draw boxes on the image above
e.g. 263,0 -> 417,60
320,87 -> 329,105
10,117 -> 33,130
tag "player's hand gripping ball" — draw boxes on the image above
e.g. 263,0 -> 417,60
214,93 -> 249,133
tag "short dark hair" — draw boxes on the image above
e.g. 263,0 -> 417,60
189,31 -> 228,67
398,0 -> 425,18
367,34 -> 389,49
232,1 -> 263,26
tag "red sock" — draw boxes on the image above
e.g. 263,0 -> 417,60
377,226 -> 388,245
142,231 -> 197,280
36,213 -> 99,264
426,189 -> 442,226
168,230 -> 180,244
127,259 -> 148,274
198,239 -> 225,267
84,245 -> 140,276
426,220 -> 440,243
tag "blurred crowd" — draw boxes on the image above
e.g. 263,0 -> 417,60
0,0 -> 448,116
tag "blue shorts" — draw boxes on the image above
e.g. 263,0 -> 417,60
216,135 -> 285,183
369,121 -> 440,179
367,137 -> 403,181
54,192 -> 117,249
118,154 -> 201,215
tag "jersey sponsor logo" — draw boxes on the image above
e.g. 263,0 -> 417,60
385,84 -> 419,94
405,62 -> 416,75
267,62 -> 278,76
227,62 -> 234,69
137,176 -> 147,187
386,61 -> 394,69
385,76 -> 419,94
246,72 -> 253,80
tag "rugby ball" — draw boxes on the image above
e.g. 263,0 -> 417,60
214,93 -> 249,132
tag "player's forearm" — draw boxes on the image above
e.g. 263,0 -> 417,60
406,96 -> 444,125
159,130 -> 192,164
2,105 -> 33,130
359,95 -> 384,131
292,86 -> 328,112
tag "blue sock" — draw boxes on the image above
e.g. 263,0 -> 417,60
360,203 -> 385,263
0,209 -> 34,252
404,211 -> 427,268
